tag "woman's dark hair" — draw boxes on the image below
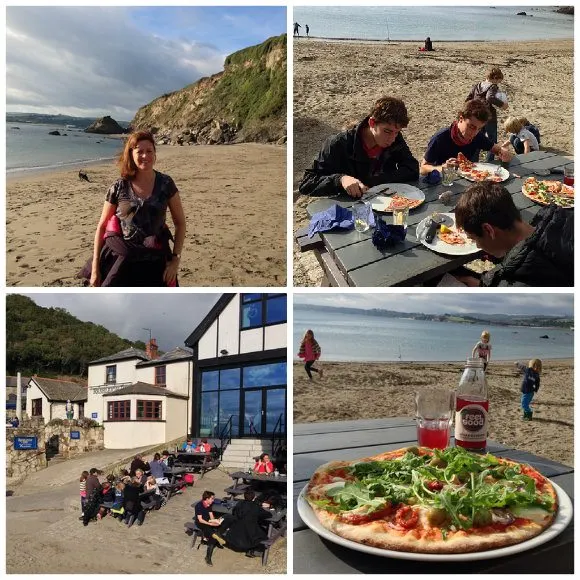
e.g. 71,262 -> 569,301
80,471 -> 89,481
154,453 -> 161,461
201,438 -> 208,444
118,130 -> 156,179
89,467 -> 99,475
244,490 -> 256,501
106,473 -> 116,484
259,453 -> 269,461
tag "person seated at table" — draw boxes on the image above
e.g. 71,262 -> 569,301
143,476 -> 163,510
123,477 -> 146,527
110,481 -> 125,520
147,452 -> 169,484
96,481 -> 116,520
501,116 -> 540,155
197,438 -> 211,453
420,99 -> 513,176
453,181 -> 573,287
134,468 -> 148,486
299,96 -> 419,198
129,453 -> 150,477
253,453 -> 274,474
181,437 -> 197,452
224,490 -> 272,558
195,491 -> 232,566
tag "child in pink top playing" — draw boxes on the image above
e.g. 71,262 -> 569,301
298,329 -> 323,380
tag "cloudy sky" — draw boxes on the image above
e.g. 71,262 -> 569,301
20,293 -> 222,350
294,293 -> 573,317
7,6 -> 286,119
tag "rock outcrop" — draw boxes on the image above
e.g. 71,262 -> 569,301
48,130 -> 61,136
131,34 -> 286,145
555,6 -> 574,15
84,115 -> 125,134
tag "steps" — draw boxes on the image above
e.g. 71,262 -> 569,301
220,439 -> 272,471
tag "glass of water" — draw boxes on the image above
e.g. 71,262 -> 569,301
478,150 -> 488,163
352,201 -> 371,232
442,165 -> 455,186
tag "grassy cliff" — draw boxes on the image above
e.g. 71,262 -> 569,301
131,34 -> 286,143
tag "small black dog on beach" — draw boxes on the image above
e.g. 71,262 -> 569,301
78,170 -> 90,182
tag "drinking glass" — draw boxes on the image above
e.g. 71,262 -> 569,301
353,201 -> 371,233
392,207 -> 409,228
564,166 -> 574,187
442,165 -> 455,186
415,388 -> 455,449
478,150 -> 487,164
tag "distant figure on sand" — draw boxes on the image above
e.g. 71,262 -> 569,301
425,37 -> 433,51
298,329 -> 323,380
453,181 -> 573,287
78,170 -> 90,182
299,96 -> 419,197
294,22 -> 301,36
502,117 -> 540,154
472,330 -> 492,370
420,99 -> 512,176
467,67 -> 508,161
80,130 -> 186,287
306,24 -> 310,37
515,359 -> 542,420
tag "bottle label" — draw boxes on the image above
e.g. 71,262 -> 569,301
455,403 -> 487,442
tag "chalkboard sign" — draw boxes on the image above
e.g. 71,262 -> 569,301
91,412 -> 98,419
14,436 -> 38,450
70,431 -> 80,440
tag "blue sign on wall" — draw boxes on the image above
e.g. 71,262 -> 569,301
14,436 -> 38,450
91,412 -> 98,419
70,431 -> 81,440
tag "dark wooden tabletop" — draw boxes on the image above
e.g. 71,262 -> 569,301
231,471 -> 288,484
296,151 -> 573,286
293,418 -> 574,574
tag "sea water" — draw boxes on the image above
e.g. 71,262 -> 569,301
293,308 -> 573,362
7,123 -> 123,174
292,6 -> 574,42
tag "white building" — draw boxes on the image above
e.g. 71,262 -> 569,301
25,377 -> 87,422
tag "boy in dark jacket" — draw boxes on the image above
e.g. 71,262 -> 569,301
454,182 -> 573,287
515,359 -> 542,420
299,96 -> 419,197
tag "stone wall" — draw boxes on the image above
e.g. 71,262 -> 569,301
6,420 -> 104,481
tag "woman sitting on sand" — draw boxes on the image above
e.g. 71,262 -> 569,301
80,130 -> 186,287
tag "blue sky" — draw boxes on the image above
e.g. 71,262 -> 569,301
6,6 -> 286,118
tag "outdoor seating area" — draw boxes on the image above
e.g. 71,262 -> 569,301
172,437 -> 222,478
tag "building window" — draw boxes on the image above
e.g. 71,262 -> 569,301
137,400 -> 162,420
241,294 -> 286,329
105,365 -> 117,384
32,398 -> 42,417
108,400 -> 130,420
155,366 -> 166,386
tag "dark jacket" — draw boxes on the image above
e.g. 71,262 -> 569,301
299,118 -> 419,196
85,474 -> 102,499
129,458 -> 150,477
123,483 -> 143,514
467,81 -> 504,123
225,500 -> 271,552
481,205 -> 573,287
517,363 -> 540,394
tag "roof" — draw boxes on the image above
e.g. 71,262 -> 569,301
136,347 -> 193,368
29,377 -> 88,402
185,294 -> 236,347
88,347 -> 149,365
101,381 -> 188,400
6,376 -> 31,388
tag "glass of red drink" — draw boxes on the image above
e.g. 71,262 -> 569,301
415,388 -> 455,449
564,166 -> 574,187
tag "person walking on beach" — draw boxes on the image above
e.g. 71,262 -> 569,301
515,359 -> 542,420
298,329 -> 323,380
299,96 -> 419,197
293,22 -> 301,37
466,67 -> 508,161
420,99 -> 512,176
305,24 -> 310,37
472,330 -> 492,371
80,130 -> 186,287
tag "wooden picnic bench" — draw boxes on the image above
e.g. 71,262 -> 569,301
295,151 -> 573,286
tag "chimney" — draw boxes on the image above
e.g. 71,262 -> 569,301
146,338 -> 159,360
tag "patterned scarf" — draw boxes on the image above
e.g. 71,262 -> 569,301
450,121 -> 471,146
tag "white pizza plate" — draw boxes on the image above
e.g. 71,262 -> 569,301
366,183 -> 425,213
297,480 -> 572,562
416,213 -> 480,256
459,163 -> 510,182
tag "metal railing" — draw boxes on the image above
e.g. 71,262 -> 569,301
271,413 -> 285,460
217,415 -> 234,460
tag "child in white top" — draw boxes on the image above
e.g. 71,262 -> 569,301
472,330 -> 492,371
503,117 -> 539,154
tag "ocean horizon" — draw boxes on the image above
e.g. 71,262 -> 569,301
293,6 -> 573,42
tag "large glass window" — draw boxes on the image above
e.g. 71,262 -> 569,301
220,368 -> 240,390
240,294 -> 287,329
137,400 -> 162,420
202,370 -> 219,391
108,400 -> 130,420
105,365 -> 117,384
243,362 -> 287,388
200,391 -> 219,437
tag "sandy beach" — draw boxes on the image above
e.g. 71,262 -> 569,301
293,359 -> 573,466
293,39 -> 574,286
7,143 -> 286,287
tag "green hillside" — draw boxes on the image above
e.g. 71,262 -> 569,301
6,295 -> 146,378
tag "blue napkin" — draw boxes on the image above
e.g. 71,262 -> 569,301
423,170 -> 441,185
371,216 -> 406,250
308,204 -> 354,238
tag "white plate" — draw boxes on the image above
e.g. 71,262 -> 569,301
297,480 -> 572,562
459,163 -> 510,182
367,183 -> 425,212
416,213 -> 480,256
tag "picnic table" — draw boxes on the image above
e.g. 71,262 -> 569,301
295,151 -> 573,286
293,417 -> 574,573
160,466 -> 187,500
173,452 -> 218,478
230,471 -> 288,489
